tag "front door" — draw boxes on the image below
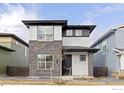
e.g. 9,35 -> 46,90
62,55 -> 72,75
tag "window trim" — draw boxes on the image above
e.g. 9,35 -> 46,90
37,54 -> 54,70
37,26 -> 54,41
80,54 -> 87,61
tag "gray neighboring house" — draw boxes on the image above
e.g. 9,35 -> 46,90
22,20 -> 98,77
91,26 -> 124,76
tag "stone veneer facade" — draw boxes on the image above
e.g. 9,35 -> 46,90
29,41 -> 62,76
88,53 -> 94,76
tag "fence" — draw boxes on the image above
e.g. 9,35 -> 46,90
93,67 -> 108,77
7,66 -> 29,76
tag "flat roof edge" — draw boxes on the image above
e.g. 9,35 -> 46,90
0,45 -> 15,51
0,33 -> 29,47
22,20 -> 68,26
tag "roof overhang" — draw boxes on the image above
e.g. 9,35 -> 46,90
0,45 -> 15,52
91,29 -> 115,47
0,33 -> 29,47
22,20 -> 67,27
63,46 -> 99,53
113,48 -> 124,56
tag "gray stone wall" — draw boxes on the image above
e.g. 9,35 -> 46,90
29,41 -> 62,76
88,53 -> 94,76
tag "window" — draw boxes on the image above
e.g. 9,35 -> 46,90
102,45 -> 107,55
37,54 -> 54,70
102,41 -> 107,55
80,55 -> 86,61
66,30 -> 73,36
82,30 -> 90,37
65,29 -> 89,37
37,26 -> 53,41
75,30 -> 82,36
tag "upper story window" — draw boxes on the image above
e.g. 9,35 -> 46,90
75,30 -> 82,36
66,30 -> 73,36
102,41 -> 107,55
63,29 -> 90,37
37,26 -> 54,41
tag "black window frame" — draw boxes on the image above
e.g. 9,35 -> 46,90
80,55 -> 86,61
63,29 -> 90,37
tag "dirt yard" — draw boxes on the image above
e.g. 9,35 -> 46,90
0,75 -> 124,85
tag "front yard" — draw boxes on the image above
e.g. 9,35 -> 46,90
1,76 -> 124,85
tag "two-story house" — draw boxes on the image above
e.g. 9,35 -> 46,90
91,25 -> 124,76
22,20 -> 98,77
0,33 -> 29,75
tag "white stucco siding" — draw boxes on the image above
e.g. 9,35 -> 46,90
66,52 -> 88,75
29,26 -> 37,40
54,26 -> 62,40
72,53 -> 88,75
62,37 -> 90,47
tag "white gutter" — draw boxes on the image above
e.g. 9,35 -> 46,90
113,48 -> 121,56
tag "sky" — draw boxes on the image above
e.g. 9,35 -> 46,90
0,3 -> 124,44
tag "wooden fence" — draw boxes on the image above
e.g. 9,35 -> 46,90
93,67 -> 108,77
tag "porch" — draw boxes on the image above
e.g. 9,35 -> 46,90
62,46 -> 99,76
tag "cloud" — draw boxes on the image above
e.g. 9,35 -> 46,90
86,5 -> 124,21
0,4 -> 40,42
81,19 -> 94,25
81,5 -> 124,44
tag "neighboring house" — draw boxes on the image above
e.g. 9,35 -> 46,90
91,25 -> 124,76
0,33 -> 29,75
22,20 -> 98,77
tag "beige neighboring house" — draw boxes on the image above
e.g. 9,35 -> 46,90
0,33 -> 29,75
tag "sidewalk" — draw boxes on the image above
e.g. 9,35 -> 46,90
0,75 -> 124,85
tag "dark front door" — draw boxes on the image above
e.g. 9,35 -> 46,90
62,55 -> 72,75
